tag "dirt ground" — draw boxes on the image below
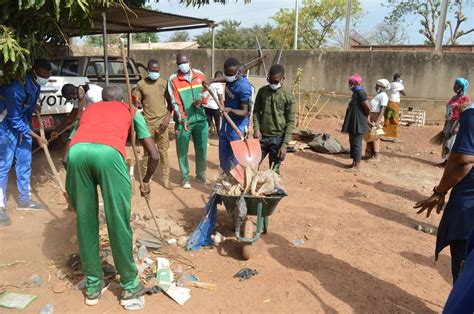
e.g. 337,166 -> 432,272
0,117 -> 452,313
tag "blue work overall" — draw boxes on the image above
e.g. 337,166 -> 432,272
0,73 -> 40,208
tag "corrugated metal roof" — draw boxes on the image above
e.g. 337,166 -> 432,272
64,4 -> 215,36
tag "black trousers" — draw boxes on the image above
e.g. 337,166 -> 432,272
450,240 -> 467,283
260,136 -> 283,174
349,133 -> 364,162
205,107 -> 221,132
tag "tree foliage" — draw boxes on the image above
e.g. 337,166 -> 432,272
270,0 -> 363,49
168,31 -> 191,42
367,22 -> 408,45
0,0 -> 252,83
383,0 -> 474,45
196,20 -> 278,49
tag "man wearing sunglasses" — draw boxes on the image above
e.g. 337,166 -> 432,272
253,64 -> 296,174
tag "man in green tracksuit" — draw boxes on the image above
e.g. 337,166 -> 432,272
168,53 -> 209,189
65,86 -> 159,309
253,64 -> 296,174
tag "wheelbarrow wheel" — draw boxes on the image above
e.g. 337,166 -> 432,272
242,217 -> 255,260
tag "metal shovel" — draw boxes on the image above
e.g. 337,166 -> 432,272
207,88 -> 262,169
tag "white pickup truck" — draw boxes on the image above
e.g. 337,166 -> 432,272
34,56 -> 144,146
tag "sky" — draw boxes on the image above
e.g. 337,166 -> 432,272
147,0 -> 474,45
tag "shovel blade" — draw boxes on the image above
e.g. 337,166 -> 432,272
230,163 -> 245,185
230,138 -> 262,168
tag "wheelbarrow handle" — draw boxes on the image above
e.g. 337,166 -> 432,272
207,87 -> 245,140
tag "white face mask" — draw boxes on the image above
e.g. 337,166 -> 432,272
36,77 -> 48,86
178,63 -> 190,74
225,74 -> 238,83
269,83 -> 281,90
34,70 -> 49,86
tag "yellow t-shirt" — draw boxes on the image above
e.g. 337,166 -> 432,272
133,77 -> 168,126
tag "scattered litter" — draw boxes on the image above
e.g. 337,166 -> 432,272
290,239 -> 305,247
25,274 -> 42,287
137,239 -> 162,250
39,303 -> 54,314
55,268 -> 68,280
304,235 -> 309,240
233,268 -> 258,281
176,274 -> 199,288
122,296 -> 145,310
186,193 -> 218,251
52,282 -> 68,294
185,281 -> 217,291
167,238 -> 177,245
423,227 -> 434,234
415,224 -> 423,231
0,291 -> 37,310
211,232 -> 226,245
263,299 -> 271,303
137,246 -> 148,260
0,261 -> 27,269
164,284 -> 191,305
156,258 -> 173,291
177,236 -> 188,247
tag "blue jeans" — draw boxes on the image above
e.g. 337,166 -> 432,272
0,123 -> 32,207
219,122 -> 246,172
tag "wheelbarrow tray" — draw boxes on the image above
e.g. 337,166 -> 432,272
217,194 -> 285,217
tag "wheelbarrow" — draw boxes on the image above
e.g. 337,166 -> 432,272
217,193 -> 286,260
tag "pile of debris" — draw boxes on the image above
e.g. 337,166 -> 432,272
214,167 -> 286,197
288,129 -> 348,154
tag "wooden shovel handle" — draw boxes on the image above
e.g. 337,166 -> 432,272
207,87 -> 244,140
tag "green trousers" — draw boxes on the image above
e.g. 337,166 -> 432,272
175,121 -> 208,182
66,143 -> 138,297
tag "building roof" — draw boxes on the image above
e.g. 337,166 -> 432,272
65,4 -> 215,36
131,42 -> 200,50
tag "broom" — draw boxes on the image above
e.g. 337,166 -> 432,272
429,131 -> 444,145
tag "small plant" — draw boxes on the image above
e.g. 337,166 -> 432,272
292,68 -> 335,129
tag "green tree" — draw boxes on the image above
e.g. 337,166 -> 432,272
0,0 -> 251,83
195,20 -> 277,49
383,0 -> 474,45
168,31 -> 191,42
271,0 -> 363,49
133,32 -> 159,43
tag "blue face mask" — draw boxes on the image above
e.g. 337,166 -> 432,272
178,63 -> 190,74
148,72 -> 160,81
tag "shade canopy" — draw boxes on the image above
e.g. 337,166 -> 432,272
65,4 -> 215,36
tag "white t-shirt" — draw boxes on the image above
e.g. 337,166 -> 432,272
73,84 -> 103,108
370,91 -> 388,113
204,83 -> 224,110
387,81 -> 404,102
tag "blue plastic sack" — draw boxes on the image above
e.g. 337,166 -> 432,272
185,193 -> 218,251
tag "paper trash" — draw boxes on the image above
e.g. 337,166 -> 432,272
165,284 -> 191,306
0,291 -> 37,310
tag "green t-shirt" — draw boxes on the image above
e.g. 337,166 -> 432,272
133,77 -> 168,126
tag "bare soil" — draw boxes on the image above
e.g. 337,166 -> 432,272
0,117 -> 451,313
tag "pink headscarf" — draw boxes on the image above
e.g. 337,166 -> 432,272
348,74 -> 362,86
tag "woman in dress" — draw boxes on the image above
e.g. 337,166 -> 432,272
341,74 -> 370,170
383,73 -> 406,142
440,77 -> 470,165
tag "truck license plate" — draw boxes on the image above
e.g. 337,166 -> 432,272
32,115 -> 55,129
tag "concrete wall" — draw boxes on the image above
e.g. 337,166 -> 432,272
129,49 -> 474,122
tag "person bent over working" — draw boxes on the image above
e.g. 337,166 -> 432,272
253,64 -> 295,174
64,85 -> 159,308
